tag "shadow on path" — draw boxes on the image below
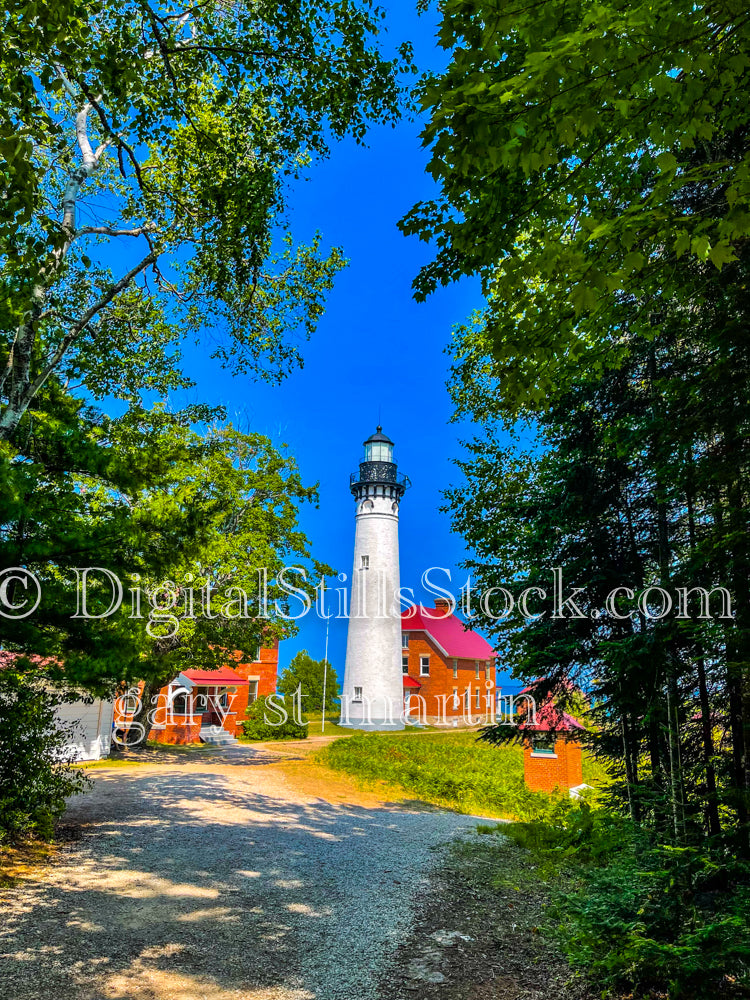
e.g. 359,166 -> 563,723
1,761 -> 480,1000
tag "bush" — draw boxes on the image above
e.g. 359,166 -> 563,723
0,673 -> 90,843
502,803 -> 750,998
502,798 -> 634,865
548,844 -> 750,998
240,694 -> 308,741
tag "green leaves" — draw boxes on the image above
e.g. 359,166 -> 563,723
402,0 -> 750,416
0,394 -> 325,691
1,0 -> 411,438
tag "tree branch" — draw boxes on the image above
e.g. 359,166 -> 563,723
0,253 -> 157,440
77,224 -> 158,238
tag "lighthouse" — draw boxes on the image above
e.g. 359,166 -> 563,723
340,427 -> 410,729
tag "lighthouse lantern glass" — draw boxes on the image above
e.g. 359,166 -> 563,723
365,441 -> 393,463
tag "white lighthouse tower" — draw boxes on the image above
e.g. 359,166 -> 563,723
340,427 -> 410,730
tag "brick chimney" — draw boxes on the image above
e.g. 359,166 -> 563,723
433,597 -> 453,616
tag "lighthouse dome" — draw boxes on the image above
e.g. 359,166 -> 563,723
350,426 -> 410,500
363,426 -> 394,463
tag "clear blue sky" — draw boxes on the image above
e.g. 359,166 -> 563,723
175,5 -> 516,689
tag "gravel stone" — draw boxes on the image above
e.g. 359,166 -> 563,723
0,747 -> 481,1000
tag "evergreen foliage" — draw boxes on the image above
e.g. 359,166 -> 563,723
407,1 -> 750,992
278,649 -> 340,714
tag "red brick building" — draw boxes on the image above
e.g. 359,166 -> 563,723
521,699 -> 585,794
401,599 -> 496,724
114,641 -> 279,746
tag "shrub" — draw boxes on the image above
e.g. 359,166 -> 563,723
502,798 -> 634,865
548,844 -> 750,998
0,673 -> 90,843
240,694 -> 308,741
502,802 -> 750,998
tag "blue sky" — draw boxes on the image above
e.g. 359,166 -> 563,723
175,5 -> 516,689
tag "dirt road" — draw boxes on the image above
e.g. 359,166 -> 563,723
0,745 -> 482,1000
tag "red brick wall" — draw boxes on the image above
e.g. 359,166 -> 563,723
151,718 -> 202,745
402,632 -> 495,723
523,736 -> 583,793
224,641 -> 279,736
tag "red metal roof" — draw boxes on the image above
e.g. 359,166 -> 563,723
401,605 -> 495,659
402,675 -> 422,688
521,701 -> 585,732
179,667 -> 249,687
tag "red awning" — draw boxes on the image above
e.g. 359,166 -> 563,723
178,668 -> 249,687
403,676 -> 422,688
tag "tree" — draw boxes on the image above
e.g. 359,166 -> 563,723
0,392 -> 330,695
403,0 -> 750,413
400,0 -> 750,852
1,0 -> 413,439
278,649 -> 339,714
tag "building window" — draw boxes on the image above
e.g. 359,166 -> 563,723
361,555 -> 369,570
531,734 -> 556,756
248,680 -> 259,705
353,686 -> 363,703
172,692 -> 189,717
475,661 -> 480,679
452,687 -> 459,709
402,656 -> 409,674
485,662 -> 491,680
402,633 -> 409,648
420,656 -> 430,676
452,659 -> 458,679
475,689 -> 481,709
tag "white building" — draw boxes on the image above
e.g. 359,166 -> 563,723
340,427 -> 410,729
56,696 -> 114,761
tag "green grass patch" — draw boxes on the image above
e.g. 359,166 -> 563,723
295,712 -> 354,737
317,731 -> 607,818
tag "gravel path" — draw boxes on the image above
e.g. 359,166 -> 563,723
0,747 -> 481,1000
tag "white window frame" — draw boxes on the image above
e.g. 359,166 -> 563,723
420,656 -> 430,677
353,686 -> 363,703
401,633 -> 409,649
402,655 -> 409,674
452,659 -> 458,679
361,555 -> 369,570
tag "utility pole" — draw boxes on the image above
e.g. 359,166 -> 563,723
321,605 -> 330,734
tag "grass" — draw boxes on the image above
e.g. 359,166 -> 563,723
316,731 -> 609,819
303,713 -> 357,737
303,714 -> 442,738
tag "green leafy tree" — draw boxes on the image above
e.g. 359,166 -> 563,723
0,0 -> 412,439
0,392 -> 331,695
0,666 -> 90,842
409,3 -> 750,988
278,649 -> 339,713
403,0 -> 750,412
